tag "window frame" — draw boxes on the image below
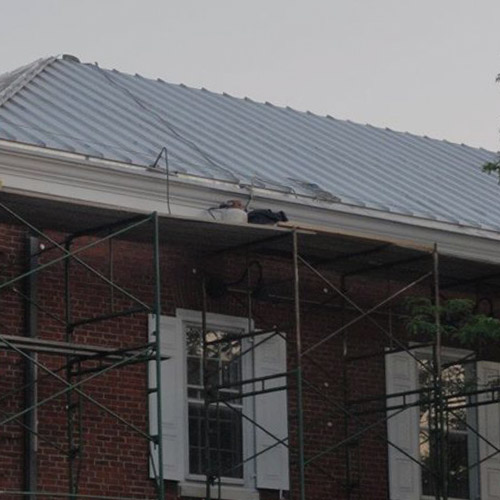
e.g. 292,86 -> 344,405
176,309 -> 256,490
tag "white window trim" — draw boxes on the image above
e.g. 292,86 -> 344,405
149,310 -> 289,494
176,308 -> 256,492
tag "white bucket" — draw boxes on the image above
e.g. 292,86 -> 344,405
220,208 -> 248,223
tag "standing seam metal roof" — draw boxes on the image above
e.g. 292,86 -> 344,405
0,55 -> 499,230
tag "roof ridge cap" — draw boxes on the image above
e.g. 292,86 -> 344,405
0,56 -> 58,108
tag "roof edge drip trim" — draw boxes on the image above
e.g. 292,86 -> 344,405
0,56 -> 58,108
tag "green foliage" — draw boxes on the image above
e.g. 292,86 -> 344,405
482,160 -> 500,181
404,297 -> 500,346
459,314 -> 500,345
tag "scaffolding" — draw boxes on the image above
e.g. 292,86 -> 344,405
0,201 -> 165,500
200,226 -> 500,500
0,195 -> 500,499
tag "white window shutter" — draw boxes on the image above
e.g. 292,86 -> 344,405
477,361 -> 500,500
148,314 -> 185,481
254,333 -> 289,490
385,351 -> 421,500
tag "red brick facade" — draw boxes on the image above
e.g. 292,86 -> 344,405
0,219 -> 497,500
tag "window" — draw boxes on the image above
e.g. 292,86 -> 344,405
148,311 -> 289,497
417,354 -> 474,499
186,323 -> 244,479
386,348 -> 500,500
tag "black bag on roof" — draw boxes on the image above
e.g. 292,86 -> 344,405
247,209 -> 288,225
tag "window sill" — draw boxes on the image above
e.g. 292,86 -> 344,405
179,481 -> 259,500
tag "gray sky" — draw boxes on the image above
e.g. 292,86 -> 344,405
2,0 -> 500,150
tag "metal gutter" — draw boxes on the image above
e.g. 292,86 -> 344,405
0,138 -> 498,231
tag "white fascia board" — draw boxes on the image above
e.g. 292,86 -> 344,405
1,144 -> 500,265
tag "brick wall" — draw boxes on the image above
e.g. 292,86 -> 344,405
0,219 -> 496,500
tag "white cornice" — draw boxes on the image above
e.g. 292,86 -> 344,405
0,144 -> 500,264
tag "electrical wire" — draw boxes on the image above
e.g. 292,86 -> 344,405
244,180 -> 255,211
93,66 -> 240,183
0,117 -> 294,195
0,118 -> 298,197
150,147 -> 171,215
207,207 -> 218,220
0,117 -> 186,170
0,69 -> 302,197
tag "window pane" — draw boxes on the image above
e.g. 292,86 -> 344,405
188,403 -> 243,478
188,404 -> 203,475
221,359 -> 242,388
420,429 -> 470,499
207,359 -> 219,387
186,326 -> 202,356
419,359 -> 433,388
448,433 -> 469,499
420,430 -> 436,497
220,340 -> 241,361
206,330 -> 224,358
188,387 -> 201,399
187,357 -> 201,386
447,405 -> 467,432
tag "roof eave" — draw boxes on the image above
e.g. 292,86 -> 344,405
0,141 -> 500,265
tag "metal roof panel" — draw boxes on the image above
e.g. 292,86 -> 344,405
0,56 -> 499,230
